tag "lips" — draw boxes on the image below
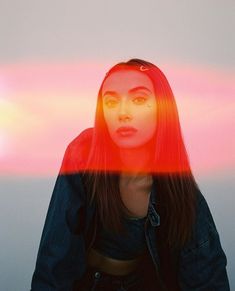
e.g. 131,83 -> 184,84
116,126 -> 138,136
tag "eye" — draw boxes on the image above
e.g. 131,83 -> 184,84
132,96 -> 147,105
104,98 -> 119,108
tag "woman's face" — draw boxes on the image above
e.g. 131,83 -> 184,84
101,69 -> 157,149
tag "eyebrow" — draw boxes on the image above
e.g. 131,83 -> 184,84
103,86 -> 152,97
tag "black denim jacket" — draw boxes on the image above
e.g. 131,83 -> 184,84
30,129 -> 230,290
30,170 -> 230,291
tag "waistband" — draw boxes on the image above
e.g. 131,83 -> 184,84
87,248 -> 146,276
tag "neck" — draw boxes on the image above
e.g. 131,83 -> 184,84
119,146 -> 151,176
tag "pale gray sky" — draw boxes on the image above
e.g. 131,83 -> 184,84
0,0 -> 234,70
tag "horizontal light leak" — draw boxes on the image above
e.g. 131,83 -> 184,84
0,61 -> 234,177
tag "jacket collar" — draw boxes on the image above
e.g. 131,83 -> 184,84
148,178 -> 161,227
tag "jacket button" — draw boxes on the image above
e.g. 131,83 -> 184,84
94,271 -> 101,279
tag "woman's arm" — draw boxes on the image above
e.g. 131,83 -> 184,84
178,190 -> 230,290
30,141 -> 88,291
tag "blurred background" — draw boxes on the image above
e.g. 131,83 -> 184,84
0,1 -> 234,290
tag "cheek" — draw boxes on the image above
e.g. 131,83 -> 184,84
137,107 -> 157,127
103,111 -> 116,132
137,112 -> 157,141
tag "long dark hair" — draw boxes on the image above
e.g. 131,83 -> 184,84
81,58 -> 199,251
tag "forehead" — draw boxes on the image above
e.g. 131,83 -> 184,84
101,70 -> 154,95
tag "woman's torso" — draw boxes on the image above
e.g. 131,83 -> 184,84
91,173 -> 153,260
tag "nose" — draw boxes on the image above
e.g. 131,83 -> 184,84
118,99 -> 132,122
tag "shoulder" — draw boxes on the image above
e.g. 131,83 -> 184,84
195,189 -> 218,232
179,190 -> 229,289
182,188 -> 219,255
59,127 -> 94,174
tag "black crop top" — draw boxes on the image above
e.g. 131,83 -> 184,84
92,215 -> 148,260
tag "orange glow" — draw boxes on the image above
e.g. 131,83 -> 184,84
59,127 -> 191,175
0,61 -> 234,177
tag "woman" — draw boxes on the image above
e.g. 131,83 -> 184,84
31,59 -> 230,290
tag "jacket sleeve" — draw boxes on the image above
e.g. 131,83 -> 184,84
178,191 -> 230,290
30,144 -> 88,291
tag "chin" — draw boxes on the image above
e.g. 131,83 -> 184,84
113,140 -> 146,149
